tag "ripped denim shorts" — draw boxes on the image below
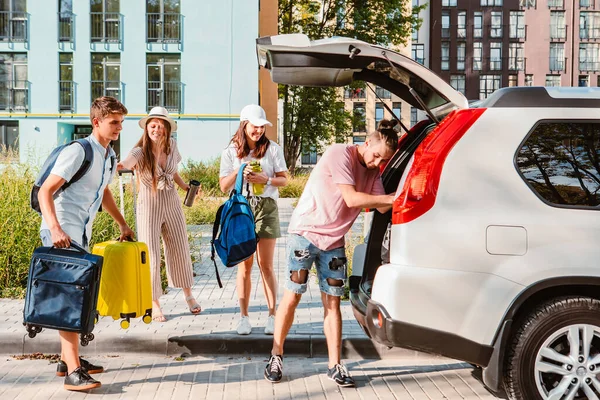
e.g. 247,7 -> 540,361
285,234 -> 347,297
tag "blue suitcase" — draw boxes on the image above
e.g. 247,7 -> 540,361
23,243 -> 103,346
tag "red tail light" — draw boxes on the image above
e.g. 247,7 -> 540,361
392,108 -> 486,225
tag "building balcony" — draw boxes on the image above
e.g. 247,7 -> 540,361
375,87 -> 391,99
550,24 -> 568,41
580,27 -> 600,40
549,57 -> 567,72
579,60 -> 600,71
58,12 -> 74,42
147,81 -> 182,113
0,80 -> 29,111
146,13 -> 181,44
91,81 -> 122,103
90,12 -> 121,43
0,11 -> 27,42
344,88 -> 366,99
59,81 -> 74,112
509,24 -> 527,40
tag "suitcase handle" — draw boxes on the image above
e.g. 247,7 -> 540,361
113,236 -> 136,242
49,242 -> 89,254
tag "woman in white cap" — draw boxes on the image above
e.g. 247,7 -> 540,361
219,104 -> 288,335
118,106 -> 201,322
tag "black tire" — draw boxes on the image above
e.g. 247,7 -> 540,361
504,296 -> 600,400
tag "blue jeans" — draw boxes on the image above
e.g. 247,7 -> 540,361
285,234 -> 347,297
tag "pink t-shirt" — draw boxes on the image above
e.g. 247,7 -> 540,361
288,144 -> 385,251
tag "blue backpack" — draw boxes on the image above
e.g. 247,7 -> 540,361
211,163 -> 257,288
30,139 -> 94,214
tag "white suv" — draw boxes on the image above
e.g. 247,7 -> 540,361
258,34 -> 600,400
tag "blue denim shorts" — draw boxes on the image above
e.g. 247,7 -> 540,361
285,234 -> 347,297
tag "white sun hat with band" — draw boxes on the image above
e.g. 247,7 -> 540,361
240,104 -> 272,127
139,106 -> 178,132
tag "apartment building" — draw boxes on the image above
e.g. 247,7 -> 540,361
0,0 -> 277,165
424,0 -> 600,101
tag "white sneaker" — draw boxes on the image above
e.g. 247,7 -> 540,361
237,316 -> 252,335
264,315 -> 275,335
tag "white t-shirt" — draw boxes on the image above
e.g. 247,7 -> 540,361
40,134 -> 116,246
219,140 -> 288,200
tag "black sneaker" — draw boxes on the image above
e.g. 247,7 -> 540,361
63,367 -> 101,391
264,354 -> 283,383
56,357 -> 104,377
327,364 -> 355,387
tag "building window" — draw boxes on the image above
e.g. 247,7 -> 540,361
441,42 -> 450,71
410,108 -> 418,127
147,53 -> 182,113
479,75 -> 500,100
545,75 -> 561,86
548,0 -> 563,7
457,43 -> 466,70
412,19 -> 418,41
59,53 -> 73,112
0,121 -> 18,158
509,43 -> 525,71
301,148 -> 318,165
0,0 -> 27,42
579,75 -> 590,86
441,11 -> 450,38
0,53 -> 28,111
412,43 -> 424,65
457,11 -> 466,39
91,53 -> 121,102
508,75 -> 518,87
520,0 -> 536,7
345,87 -> 366,99
581,0 -> 594,8
375,86 -> 391,99
490,42 -> 502,71
525,74 -> 534,86
550,43 -> 565,71
580,12 -> 600,40
146,0 -> 181,43
353,103 -> 366,132
482,0 -> 503,5
442,0 -> 457,6
473,12 -> 483,38
58,0 -> 74,42
473,42 -> 483,71
510,11 -> 526,39
352,136 -> 366,145
375,103 -> 384,128
550,11 -> 566,40
580,43 -> 600,71
490,11 -> 503,38
450,75 -> 466,94
90,0 -> 121,43
392,102 -> 401,119
516,121 -> 600,207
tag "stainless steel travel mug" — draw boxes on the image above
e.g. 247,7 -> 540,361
184,180 -> 200,207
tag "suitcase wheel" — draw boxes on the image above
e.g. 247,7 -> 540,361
142,315 -> 152,324
120,319 -> 130,329
28,331 -> 37,339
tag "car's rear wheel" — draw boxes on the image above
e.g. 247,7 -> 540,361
504,297 -> 600,400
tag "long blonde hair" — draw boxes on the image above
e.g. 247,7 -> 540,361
134,118 -> 172,191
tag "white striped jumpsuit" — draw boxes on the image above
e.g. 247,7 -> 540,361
124,139 -> 194,300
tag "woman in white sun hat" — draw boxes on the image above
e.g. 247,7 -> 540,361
118,106 -> 201,322
219,104 -> 289,335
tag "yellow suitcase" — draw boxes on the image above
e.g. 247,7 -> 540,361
93,170 -> 152,329
93,240 -> 152,328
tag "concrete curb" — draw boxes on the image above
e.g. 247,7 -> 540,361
1,330 -> 437,361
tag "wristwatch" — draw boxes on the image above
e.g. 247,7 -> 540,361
266,178 -> 273,186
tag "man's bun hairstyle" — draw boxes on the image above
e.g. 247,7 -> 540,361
373,119 -> 399,153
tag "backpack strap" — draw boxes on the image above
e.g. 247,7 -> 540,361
234,163 -> 247,194
62,139 -> 94,191
210,203 -> 225,288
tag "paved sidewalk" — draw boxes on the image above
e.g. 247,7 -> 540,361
0,199 -> 417,359
0,355 -> 500,399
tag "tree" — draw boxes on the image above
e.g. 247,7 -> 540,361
278,0 -> 424,173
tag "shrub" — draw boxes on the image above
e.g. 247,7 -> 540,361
179,158 -> 221,196
280,172 -> 309,198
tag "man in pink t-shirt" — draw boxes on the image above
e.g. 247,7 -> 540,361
264,124 -> 399,387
